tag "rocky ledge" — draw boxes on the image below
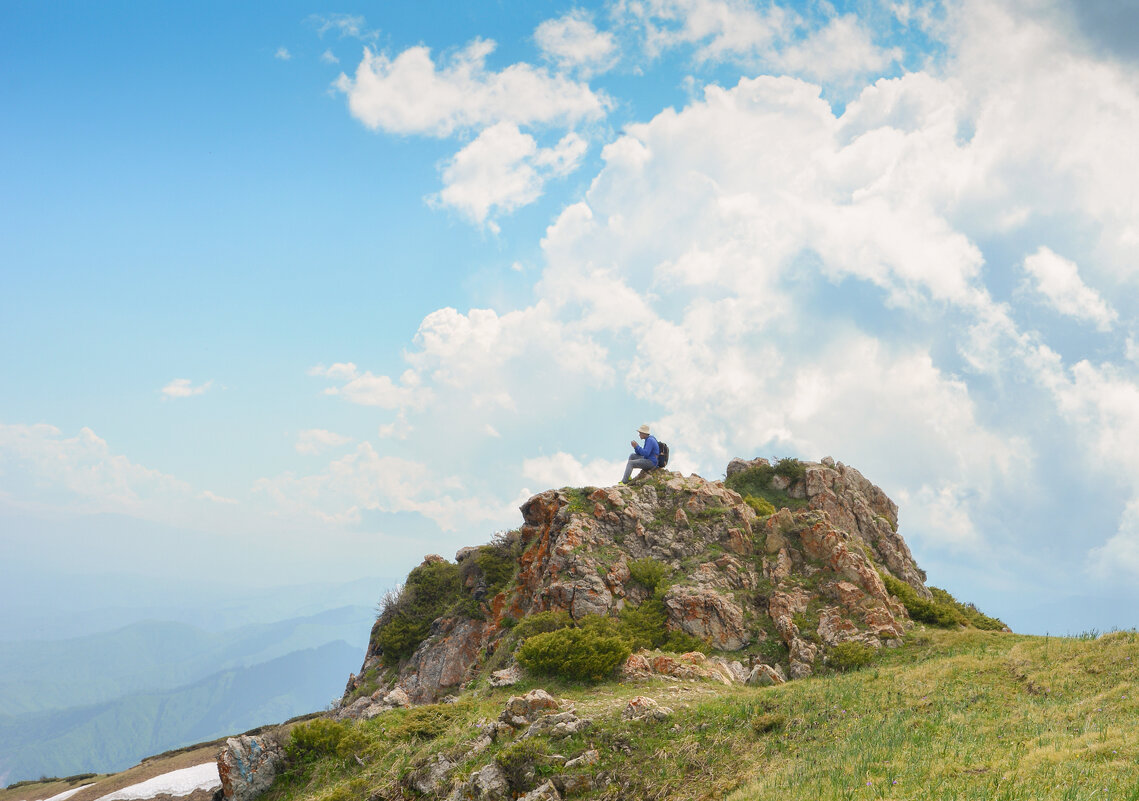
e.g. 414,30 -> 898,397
339,457 -> 930,711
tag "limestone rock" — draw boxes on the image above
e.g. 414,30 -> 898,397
217,733 -> 285,801
451,763 -> 510,801
622,696 -> 674,721
564,749 -> 599,769
522,711 -> 592,740
489,664 -> 523,687
500,689 -> 560,727
519,781 -> 561,801
663,586 -> 750,650
746,663 -> 787,686
409,754 -> 457,796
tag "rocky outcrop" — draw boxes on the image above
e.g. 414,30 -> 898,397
216,733 -> 285,801
341,457 -> 929,710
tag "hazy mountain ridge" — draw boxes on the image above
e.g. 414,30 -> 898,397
0,640 -> 361,783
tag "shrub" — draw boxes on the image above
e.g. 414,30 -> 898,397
628,558 -> 669,593
828,642 -> 875,672
517,617 -> 631,681
881,574 -> 1006,631
773,457 -> 806,482
495,739 -> 548,793
373,559 -> 463,661
513,610 -> 573,641
619,599 -> 669,650
661,629 -> 711,654
285,718 -> 365,765
387,704 -> 457,740
744,496 -> 776,516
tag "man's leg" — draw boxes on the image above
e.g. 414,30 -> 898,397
622,456 -> 654,483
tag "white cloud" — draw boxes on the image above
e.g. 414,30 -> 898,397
311,363 -> 429,410
522,452 -> 627,490
295,428 -> 353,455
253,442 -> 514,531
535,11 -> 618,75
0,424 -> 234,523
616,0 -> 792,62
1021,246 -> 1117,331
434,123 -> 588,227
320,49 -> 339,65
774,15 -> 901,84
334,38 -> 611,137
308,13 -> 378,43
274,47 -> 292,61
161,378 -> 213,399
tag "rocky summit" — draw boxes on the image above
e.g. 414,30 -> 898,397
338,457 -> 935,714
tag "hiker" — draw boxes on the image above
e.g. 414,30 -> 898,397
621,424 -> 659,484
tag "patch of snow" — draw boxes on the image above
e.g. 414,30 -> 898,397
94,763 -> 220,801
23,787 -> 86,801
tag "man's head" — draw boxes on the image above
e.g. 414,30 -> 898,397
637,424 -> 651,440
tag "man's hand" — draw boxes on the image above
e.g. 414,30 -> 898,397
630,440 -> 637,449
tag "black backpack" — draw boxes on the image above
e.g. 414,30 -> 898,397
657,441 -> 670,469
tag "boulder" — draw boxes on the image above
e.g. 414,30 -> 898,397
663,586 -> 750,650
519,781 -> 561,801
216,733 -> 285,801
746,664 -> 786,686
450,763 -> 510,801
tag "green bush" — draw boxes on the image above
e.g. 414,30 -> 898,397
724,463 -> 808,511
512,610 -> 573,641
495,738 -> 548,793
628,558 -> 669,593
744,496 -> 776,516
881,574 -> 1006,631
661,629 -> 711,654
517,617 -> 631,681
828,641 -> 875,672
387,704 -> 457,740
373,559 -> 463,662
618,599 -> 669,650
285,718 -> 365,765
773,457 -> 807,482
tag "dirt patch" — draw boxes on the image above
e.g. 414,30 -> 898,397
2,747 -> 219,801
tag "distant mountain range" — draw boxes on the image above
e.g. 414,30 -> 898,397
0,606 -> 375,784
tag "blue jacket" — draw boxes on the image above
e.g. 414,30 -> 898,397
634,435 -> 660,466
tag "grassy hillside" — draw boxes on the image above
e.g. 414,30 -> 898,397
263,627 -> 1139,801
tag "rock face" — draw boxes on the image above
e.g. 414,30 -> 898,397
341,457 -> 929,708
216,733 -> 285,801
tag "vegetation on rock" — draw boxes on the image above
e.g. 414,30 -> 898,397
882,573 -> 1006,631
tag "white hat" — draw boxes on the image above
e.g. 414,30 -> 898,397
637,424 -> 651,435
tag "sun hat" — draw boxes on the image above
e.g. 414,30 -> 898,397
637,424 -> 651,435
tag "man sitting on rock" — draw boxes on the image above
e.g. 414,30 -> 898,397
621,424 -> 659,484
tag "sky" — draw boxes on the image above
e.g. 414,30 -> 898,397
2,0 -> 1139,635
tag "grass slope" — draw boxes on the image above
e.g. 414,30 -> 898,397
265,628 -> 1139,801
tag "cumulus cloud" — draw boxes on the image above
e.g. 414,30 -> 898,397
1021,246 -> 1117,331
434,123 -> 588,227
308,13 -> 378,43
320,49 -> 339,65
773,15 -> 901,84
274,47 -> 292,61
161,378 -> 213,399
616,0 -> 792,62
521,452 -> 628,490
310,363 -> 429,410
253,442 -> 514,531
535,11 -> 618,75
295,428 -> 353,455
0,423 -> 233,523
334,38 -> 610,137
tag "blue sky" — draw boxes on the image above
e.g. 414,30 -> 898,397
3,0 -> 1139,634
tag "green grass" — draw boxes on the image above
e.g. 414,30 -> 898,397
262,628 -> 1139,801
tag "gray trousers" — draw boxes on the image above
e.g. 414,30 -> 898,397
622,454 -> 656,483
